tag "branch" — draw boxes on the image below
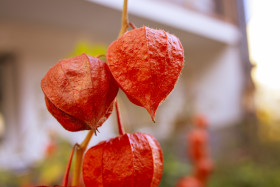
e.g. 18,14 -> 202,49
115,100 -> 125,135
62,144 -> 77,186
72,130 -> 94,186
118,0 -> 129,38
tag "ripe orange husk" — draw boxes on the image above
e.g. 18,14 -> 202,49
176,176 -> 202,187
187,129 -> 209,162
194,158 -> 214,183
83,132 -> 163,187
107,26 -> 184,121
41,53 -> 118,132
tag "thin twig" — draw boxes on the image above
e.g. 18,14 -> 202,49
72,130 -> 94,186
62,144 -> 78,186
70,0 -> 129,185
95,54 -> 106,59
118,0 -> 129,38
129,22 -> 137,29
115,100 -> 125,135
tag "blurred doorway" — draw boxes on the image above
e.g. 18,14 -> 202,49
0,53 -> 18,143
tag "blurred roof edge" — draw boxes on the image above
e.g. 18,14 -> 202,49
89,0 -> 240,45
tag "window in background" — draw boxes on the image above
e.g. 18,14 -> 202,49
0,53 -> 17,143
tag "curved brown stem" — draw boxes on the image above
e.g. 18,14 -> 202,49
118,0 -> 129,38
72,130 -> 94,186
129,22 -> 137,29
115,100 -> 125,135
62,144 -> 77,186
96,54 -> 106,59
69,0 -> 129,186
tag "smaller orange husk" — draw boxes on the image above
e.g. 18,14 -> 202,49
83,133 -> 163,187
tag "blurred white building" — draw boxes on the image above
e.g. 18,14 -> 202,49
0,0 -> 252,170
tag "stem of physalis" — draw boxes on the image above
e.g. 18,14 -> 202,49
118,0 -> 129,38
115,100 -> 125,135
72,130 -> 94,186
71,0 -> 129,185
62,144 -> 77,186
115,0 -> 129,136
129,22 -> 136,29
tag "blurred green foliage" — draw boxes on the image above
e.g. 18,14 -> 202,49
160,150 -> 190,187
210,160 -> 280,187
0,137 -> 72,187
68,41 -> 107,58
159,120 -> 280,187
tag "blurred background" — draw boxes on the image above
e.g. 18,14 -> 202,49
0,0 -> 280,186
